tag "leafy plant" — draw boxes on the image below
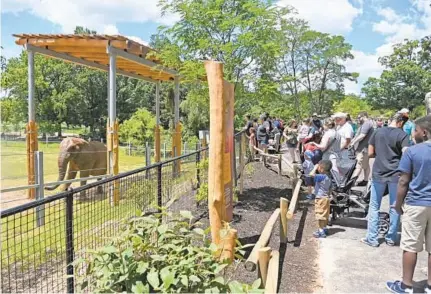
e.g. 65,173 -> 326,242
195,183 -> 208,203
75,211 -> 261,293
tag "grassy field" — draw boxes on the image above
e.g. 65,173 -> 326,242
1,141 -> 153,190
1,158 -> 198,279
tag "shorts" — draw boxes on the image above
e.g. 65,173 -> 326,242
315,197 -> 330,221
401,204 -> 431,253
304,176 -> 314,186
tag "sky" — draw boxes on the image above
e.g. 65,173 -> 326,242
1,0 -> 430,95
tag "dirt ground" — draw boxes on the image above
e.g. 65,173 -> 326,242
230,161 -> 321,293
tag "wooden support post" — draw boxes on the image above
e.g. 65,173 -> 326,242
287,179 -> 303,220
205,61 -> 226,246
280,198 -> 288,244
26,121 -> 38,199
258,247 -> 271,288
220,228 -> 237,262
245,209 -> 280,271
278,154 -> 282,175
239,133 -> 246,195
264,250 -> 280,294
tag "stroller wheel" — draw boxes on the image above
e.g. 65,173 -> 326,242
378,219 -> 390,235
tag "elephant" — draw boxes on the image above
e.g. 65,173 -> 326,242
45,137 -> 107,196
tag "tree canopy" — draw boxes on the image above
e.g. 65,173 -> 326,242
1,0 -> 428,145
362,36 -> 431,111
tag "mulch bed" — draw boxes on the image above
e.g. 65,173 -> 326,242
230,161 -> 321,293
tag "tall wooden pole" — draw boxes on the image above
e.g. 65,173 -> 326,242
205,61 -> 226,245
155,81 -> 161,162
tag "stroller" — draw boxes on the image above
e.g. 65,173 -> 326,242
329,153 -> 390,235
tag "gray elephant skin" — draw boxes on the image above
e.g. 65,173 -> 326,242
45,137 -> 107,193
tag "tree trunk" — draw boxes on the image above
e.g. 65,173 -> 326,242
57,124 -> 62,138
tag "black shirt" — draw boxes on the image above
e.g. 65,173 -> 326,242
369,126 -> 409,180
244,121 -> 253,136
312,119 -> 322,131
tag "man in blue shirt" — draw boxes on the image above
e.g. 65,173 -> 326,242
386,115 -> 431,294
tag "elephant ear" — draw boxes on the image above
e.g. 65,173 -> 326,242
66,138 -> 85,153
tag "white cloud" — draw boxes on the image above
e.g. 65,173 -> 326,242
344,50 -> 384,94
345,0 -> 431,94
277,0 -> 362,34
1,0 -> 179,33
373,1 -> 430,43
103,25 -> 119,35
126,36 -> 149,47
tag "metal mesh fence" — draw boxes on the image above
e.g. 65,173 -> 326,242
1,150 -> 206,293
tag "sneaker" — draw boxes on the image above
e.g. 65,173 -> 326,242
357,180 -> 368,187
385,280 -> 413,294
425,284 -> 431,294
306,194 -> 315,200
385,239 -> 396,246
313,230 -> 326,238
360,238 -> 379,247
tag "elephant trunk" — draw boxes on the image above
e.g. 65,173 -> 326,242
45,152 -> 69,191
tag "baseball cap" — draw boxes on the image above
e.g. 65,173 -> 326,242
399,108 -> 409,114
331,112 -> 347,119
312,112 -> 318,116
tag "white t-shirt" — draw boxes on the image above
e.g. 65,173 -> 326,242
337,123 -> 354,150
321,129 -> 341,160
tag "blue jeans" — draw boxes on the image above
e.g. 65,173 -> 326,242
365,178 -> 400,245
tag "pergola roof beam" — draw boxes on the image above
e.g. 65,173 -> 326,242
24,44 -> 157,83
107,46 -> 178,77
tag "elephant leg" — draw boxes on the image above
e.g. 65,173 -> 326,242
79,170 -> 90,199
96,178 -> 103,194
62,169 -> 78,191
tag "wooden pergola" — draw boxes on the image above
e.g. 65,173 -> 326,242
14,34 -> 182,203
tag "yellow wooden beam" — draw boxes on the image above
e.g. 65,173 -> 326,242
16,38 -> 110,47
46,46 -> 106,53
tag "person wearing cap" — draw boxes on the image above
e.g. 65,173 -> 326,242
333,112 -> 354,175
311,113 -> 323,133
361,112 -> 409,248
399,108 -> 415,145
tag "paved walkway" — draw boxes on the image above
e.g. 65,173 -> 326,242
317,194 -> 429,293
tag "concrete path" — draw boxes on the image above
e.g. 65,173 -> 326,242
317,195 -> 429,293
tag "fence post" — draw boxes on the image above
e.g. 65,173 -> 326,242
65,193 -> 75,293
184,142 -> 187,155
157,164 -> 162,213
146,142 -> 151,179
172,146 -> 177,177
46,135 -> 49,147
35,151 -> 45,226
128,141 -> 131,156
196,148 -> 201,189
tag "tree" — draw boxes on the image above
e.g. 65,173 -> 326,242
1,51 -> 78,136
155,0 -> 283,130
363,36 -> 431,110
119,108 -> 156,146
333,95 -> 372,118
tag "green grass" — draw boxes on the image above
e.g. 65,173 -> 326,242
0,141 -> 152,190
1,146 -> 199,272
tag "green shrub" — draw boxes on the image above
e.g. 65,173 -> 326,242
75,211 -> 261,293
195,183 -> 208,203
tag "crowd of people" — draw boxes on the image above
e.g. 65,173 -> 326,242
244,109 -> 431,294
